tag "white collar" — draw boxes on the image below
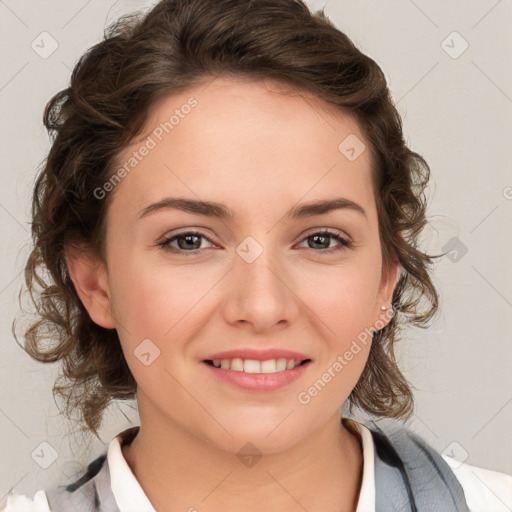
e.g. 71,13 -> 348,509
348,418 -> 376,512
108,418 -> 375,512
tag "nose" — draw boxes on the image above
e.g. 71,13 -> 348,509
220,241 -> 301,332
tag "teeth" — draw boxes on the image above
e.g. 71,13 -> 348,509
244,359 -> 261,373
230,358 -> 244,371
260,359 -> 276,373
276,358 -> 287,371
211,357 -> 303,373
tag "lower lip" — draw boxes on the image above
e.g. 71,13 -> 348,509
202,361 -> 312,391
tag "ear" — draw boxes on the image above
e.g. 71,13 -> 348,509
374,255 -> 401,328
65,245 -> 116,329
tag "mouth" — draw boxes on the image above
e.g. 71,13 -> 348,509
201,358 -> 313,392
203,358 -> 312,372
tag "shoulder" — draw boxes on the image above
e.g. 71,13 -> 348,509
442,455 -> 512,512
0,489 -> 51,512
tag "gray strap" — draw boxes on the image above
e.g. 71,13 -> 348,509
368,420 -> 469,512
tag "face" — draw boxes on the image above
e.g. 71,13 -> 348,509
76,77 -> 399,453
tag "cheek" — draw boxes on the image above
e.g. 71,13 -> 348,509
107,264 -> 194,394
107,253 -> 219,376
296,277 -> 376,413
297,256 -> 380,383
297,253 -> 382,331
110,266 -> 189,338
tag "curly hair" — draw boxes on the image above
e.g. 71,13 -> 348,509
15,0 -> 441,438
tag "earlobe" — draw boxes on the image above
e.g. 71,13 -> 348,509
65,246 -> 116,329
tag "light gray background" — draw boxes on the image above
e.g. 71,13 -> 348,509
1,0 -> 511,501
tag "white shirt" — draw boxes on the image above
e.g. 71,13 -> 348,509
2,419 -> 511,512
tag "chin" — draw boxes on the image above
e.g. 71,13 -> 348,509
204,420 -> 306,455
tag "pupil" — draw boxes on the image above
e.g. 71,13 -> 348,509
180,235 -> 200,250
311,234 -> 328,249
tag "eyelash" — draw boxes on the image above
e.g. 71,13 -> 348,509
157,229 -> 353,256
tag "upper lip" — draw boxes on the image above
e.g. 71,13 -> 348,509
203,348 -> 312,362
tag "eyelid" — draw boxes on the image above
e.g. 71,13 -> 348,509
157,227 -> 350,244
157,226 -> 353,254
299,226 -> 351,241
159,225 -> 351,241
156,228 -> 218,247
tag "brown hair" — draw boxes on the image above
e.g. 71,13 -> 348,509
16,0 -> 441,438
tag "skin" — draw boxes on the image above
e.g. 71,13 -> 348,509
67,76 -> 400,512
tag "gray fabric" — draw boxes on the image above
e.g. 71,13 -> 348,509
374,440 -> 413,512
46,455 -> 120,512
369,419 -> 469,512
45,421 -> 469,511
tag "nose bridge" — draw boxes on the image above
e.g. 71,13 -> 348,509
235,233 -> 287,294
223,232 -> 299,327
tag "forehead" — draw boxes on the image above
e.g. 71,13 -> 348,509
109,76 -> 375,224
140,76 -> 365,149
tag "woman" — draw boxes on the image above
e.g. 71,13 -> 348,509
3,0 -> 511,511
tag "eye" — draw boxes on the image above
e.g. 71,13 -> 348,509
158,231 -> 215,254
157,229 -> 353,255
297,229 -> 353,253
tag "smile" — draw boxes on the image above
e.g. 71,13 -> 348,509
202,359 -> 312,392
205,357 -> 310,373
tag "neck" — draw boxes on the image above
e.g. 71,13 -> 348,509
122,407 -> 363,512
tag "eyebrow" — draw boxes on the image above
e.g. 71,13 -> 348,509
138,196 -> 367,221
